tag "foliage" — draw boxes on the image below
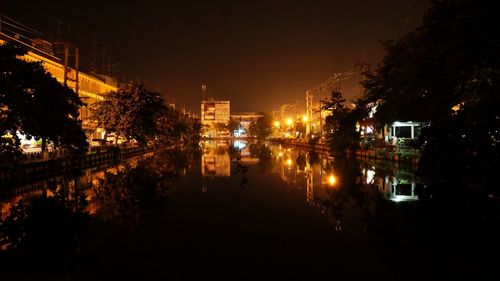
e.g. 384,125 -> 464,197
91,82 -> 165,144
92,82 -> 200,146
226,118 -> 240,136
362,0 -> 500,195
248,113 -> 273,140
322,91 -> 363,155
155,106 -> 201,146
0,42 -> 87,155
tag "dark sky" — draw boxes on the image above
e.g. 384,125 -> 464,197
1,0 -> 429,113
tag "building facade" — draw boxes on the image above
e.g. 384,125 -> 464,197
230,112 -> 263,137
1,32 -> 118,141
201,100 -> 230,137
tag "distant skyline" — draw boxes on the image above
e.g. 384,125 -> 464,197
1,0 -> 429,113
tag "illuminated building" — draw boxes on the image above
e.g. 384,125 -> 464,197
201,100 -> 230,137
0,32 -> 118,139
230,112 -> 263,137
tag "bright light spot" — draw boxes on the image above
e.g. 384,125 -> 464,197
234,140 -> 246,150
366,169 -> 375,184
286,118 -> 293,126
302,115 -> 309,122
274,121 -> 281,127
278,152 -> 283,157
328,174 -> 336,186
286,159 -> 293,166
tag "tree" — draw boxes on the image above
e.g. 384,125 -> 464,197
226,118 -> 240,136
0,42 -> 87,158
322,91 -> 362,155
155,107 -> 201,146
248,114 -> 273,140
362,0 -> 500,195
91,82 -> 165,145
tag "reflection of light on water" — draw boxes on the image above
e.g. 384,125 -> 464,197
384,177 -> 419,202
278,152 -> 283,157
233,140 -> 246,150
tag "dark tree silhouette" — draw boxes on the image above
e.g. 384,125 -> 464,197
91,82 -> 165,145
0,42 -> 87,159
248,113 -> 273,140
92,82 -> 200,146
322,91 -> 363,155
362,0 -> 500,196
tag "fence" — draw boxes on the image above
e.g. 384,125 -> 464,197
0,145 -> 150,189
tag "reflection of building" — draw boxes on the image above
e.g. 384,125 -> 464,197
230,112 -> 263,137
201,100 -> 230,137
361,167 -> 419,202
201,141 -> 231,177
202,153 -> 231,177
377,177 -> 419,202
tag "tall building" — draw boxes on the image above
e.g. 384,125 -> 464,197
201,100 -> 230,137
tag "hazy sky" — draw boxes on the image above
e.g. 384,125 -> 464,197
2,0 -> 429,113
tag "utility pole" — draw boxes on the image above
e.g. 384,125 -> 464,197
306,90 -> 313,136
75,47 -> 81,120
63,43 -> 69,86
75,47 -> 79,94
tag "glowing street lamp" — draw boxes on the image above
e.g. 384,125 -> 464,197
327,174 -> 337,186
274,121 -> 281,127
302,115 -> 309,122
286,118 -> 294,126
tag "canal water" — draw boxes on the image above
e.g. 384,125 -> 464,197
0,141 -> 496,280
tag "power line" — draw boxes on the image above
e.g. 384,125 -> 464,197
0,20 -> 44,37
0,12 -> 45,36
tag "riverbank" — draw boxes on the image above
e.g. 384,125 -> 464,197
269,139 -> 330,153
0,145 -> 151,189
271,138 -> 420,166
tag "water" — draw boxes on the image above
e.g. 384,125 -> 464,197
0,140 -> 496,280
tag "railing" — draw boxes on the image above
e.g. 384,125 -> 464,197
1,145 -> 150,189
19,144 -> 135,163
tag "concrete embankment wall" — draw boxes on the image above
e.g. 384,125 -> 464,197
270,139 -> 420,167
0,146 -> 150,189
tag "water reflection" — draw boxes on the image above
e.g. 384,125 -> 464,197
201,140 -> 231,177
199,140 -> 421,234
0,147 -> 198,267
0,141 -> 424,276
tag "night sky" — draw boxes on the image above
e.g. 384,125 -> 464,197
1,0 -> 429,113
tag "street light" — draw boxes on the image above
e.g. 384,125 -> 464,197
274,121 -> 281,127
327,174 -> 336,186
286,118 -> 293,126
302,115 -> 309,122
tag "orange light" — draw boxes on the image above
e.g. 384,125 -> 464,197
286,158 -> 293,166
328,174 -> 336,186
286,118 -> 293,126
